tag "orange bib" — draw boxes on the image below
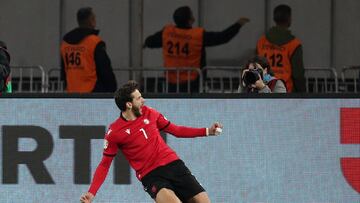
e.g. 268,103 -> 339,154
60,35 -> 101,93
257,35 -> 301,92
162,25 -> 204,84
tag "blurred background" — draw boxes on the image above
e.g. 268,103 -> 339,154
0,0 -> 359,93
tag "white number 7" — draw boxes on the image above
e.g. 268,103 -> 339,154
140,128 -> 148,139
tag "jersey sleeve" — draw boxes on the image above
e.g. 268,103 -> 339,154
103,129 -> 118,157
88,127 -> 117,195
157,113 -> 171,130
164,122 -> 206,138
147,106 -> 171,130
88,155 -> 114,195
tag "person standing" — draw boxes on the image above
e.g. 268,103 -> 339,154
144,6 -> 249,93
80,80 -> 223,203
256,4 -> 305,92
60,7 -> 117,93
0,41 -> 11,93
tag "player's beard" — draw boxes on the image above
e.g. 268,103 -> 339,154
132,106 -> 142,117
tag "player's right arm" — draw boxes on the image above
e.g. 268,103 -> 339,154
88,155 -> 114,194
80,129 -> 119,202
80,155 -> 114,202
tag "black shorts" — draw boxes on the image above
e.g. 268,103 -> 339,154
141,160 -> 205,202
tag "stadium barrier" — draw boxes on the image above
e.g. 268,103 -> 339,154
340,66 -> 360,93
8,66 -> 360,93
304,67 -> 338,93
46,68 -> 64,93
202,66 -> 242,93
112,67 -> 203,93
10,66 -> 46,93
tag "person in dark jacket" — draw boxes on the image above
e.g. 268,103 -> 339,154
0,41 -> 11,93
256,4 -> 305,92
60,7 -> 117,93
144,6 -> 250,93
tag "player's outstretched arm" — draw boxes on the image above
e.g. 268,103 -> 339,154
163,122 -> 223,138
80,155 -> 114,202
207,122 -> 223,136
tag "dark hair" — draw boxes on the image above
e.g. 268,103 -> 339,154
173,6 -> 192,27
114,80 -> 139,111
0,41 -> 7,49
273,4 -> 291,24
244,55 -> 274,76
77,7 -> 93,26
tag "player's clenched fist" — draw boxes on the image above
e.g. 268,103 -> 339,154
80,192 -> 94,203
208,122 -> 223,136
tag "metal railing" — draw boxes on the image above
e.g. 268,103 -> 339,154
45,67 -> 203,93
304,67 -> 338,93
9,65 -> 360,94
46,68 -> 64,92
340,66 -> 360,93
114,67 -> 203,93
202,66 -> 242,93
202,66 -> 341,93
10,66 -> 46,93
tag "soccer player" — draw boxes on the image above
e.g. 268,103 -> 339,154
80,80 -> 223,203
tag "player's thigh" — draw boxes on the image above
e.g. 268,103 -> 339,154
187,191 -> 210,203
155,188 -> 182,203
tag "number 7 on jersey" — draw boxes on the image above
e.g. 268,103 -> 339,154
140,128 -> 148,139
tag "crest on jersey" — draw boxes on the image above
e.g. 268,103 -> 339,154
125,129 -> 131,134
106,128 -> 112,136
144,119 -> 149,124
103,139 -> 109,149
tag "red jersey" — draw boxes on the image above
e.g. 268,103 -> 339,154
89,105 -> 207,195
104,105 -> 181,180
104,106 -> 179,179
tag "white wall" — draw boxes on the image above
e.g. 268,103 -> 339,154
202,0 -> 264,66
0,0 -> 60,68
334,0 -> 360,68
0,0 -> 359,74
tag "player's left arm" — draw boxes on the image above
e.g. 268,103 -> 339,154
157,113 -> 223,137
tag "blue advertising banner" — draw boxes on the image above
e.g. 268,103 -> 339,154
0,98 -> 359,203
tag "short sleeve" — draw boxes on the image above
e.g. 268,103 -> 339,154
157,113 -> 170,131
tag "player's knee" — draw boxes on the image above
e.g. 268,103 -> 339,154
187,191 -> 211,203
156,187 -> 175,197
156,188 -> 181,203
